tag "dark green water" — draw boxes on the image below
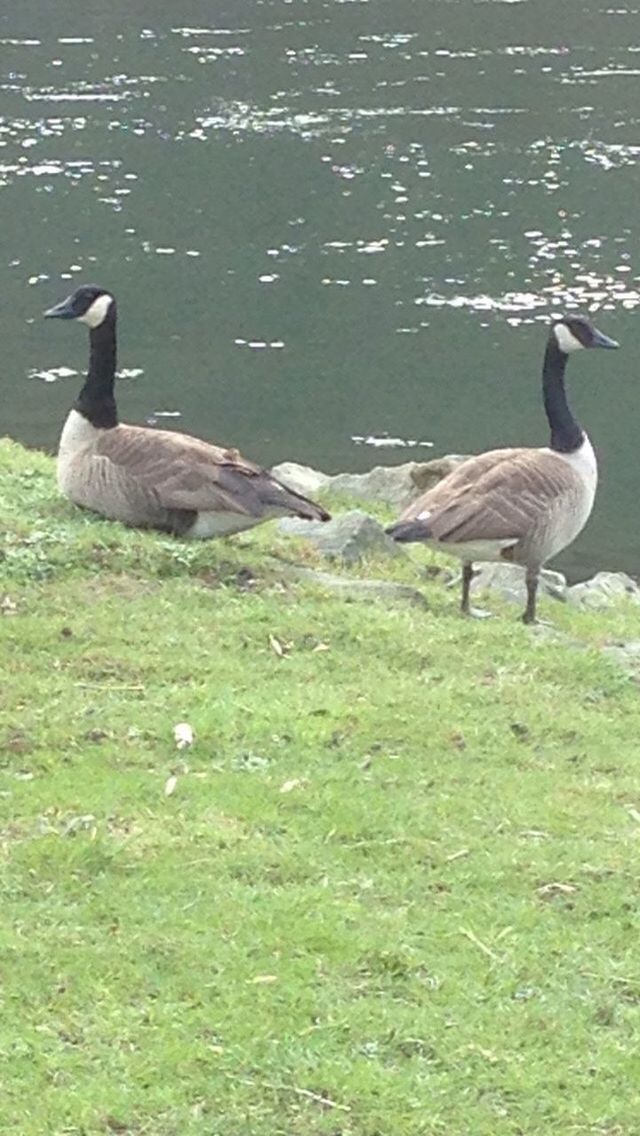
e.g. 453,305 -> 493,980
2,0 -> 640,579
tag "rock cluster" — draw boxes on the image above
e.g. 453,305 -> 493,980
281,565 -> 427,609
565,571 -> 640,610
278,510 -> 402,565
470,563 -> 567,605
272,455 -> 469,511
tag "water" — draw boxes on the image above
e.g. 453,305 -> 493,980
2,0 -> 639,580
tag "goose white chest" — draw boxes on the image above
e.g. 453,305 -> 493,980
57,409 -> 101,494
540,433 -> 599,558
551,433 -> 598,490
546,433 -> 598,514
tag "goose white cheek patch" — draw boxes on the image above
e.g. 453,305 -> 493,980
553,322 -> 583,354
79,293 -> 114,328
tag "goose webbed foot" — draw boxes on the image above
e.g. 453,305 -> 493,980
467,605 -> 493,620
460,562 -> 492,619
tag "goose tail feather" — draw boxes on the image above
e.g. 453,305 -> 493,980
290,494 -> 331,522
386,517 -> 432,543
263,477 -> 331,522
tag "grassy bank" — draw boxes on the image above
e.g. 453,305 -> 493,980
1,436 -> 639,1136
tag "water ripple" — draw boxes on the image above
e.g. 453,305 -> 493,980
2,0 -> 639,577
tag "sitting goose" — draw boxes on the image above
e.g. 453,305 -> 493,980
44,284 -> 330,537
386,315 -> 619,623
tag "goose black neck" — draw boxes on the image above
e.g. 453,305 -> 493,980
542,337 -> 583,453
75,307 -> 118,429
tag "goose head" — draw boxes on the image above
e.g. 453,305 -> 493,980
44,284 -> 115,329
551,314 -> 619,355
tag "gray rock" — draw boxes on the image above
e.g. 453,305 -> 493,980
283,566 -> 427,608
470,562 -> 567,605
271,454 -> 472,511
567,571 -> 640,610
327,456 -> 472,509
278,510 -> 403,564
326,463 -> 430,510
271,454 -> 475,513
409,454 -> 471,495
601,641 -> 640,673
271,462 -> 329,498
529,624 -> 586,649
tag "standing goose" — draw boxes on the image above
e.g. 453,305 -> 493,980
44,284 -> 330,537
386,316 -> 619,623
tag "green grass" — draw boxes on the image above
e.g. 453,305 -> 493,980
1,435 -> 640,1135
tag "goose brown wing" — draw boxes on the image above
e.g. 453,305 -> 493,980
404,449 -> 519,517
404,449 -> 580,543
95,425 -> 329,520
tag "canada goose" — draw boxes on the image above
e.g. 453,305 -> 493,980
44,284 -> 330,537
386,316 -> 619,623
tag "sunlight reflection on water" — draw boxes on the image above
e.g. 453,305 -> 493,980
1,0 -> 639,576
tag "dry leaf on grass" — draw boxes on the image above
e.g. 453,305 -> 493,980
280,778 -> 306,794
104,1118 -> 130,1134
537,882 -> 577,899
164,774 -> 178,797
62,813 -> 96,838
269,634 -> 290,657
173,722 -> 194,749
251,974 -> 278,984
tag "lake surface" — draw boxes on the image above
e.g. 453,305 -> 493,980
2,0 -> 639,580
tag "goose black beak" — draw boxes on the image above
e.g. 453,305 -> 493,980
43,295 -> 76,320
591,329 -> 619,349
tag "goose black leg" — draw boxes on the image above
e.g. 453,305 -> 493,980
460,562 -> 492,619
522,566 -> 539,624
461,562 -> 475,615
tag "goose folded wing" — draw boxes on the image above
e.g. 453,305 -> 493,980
95,426 -> 282,516
403,448 -> 524,520
424,451 -> 579,543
